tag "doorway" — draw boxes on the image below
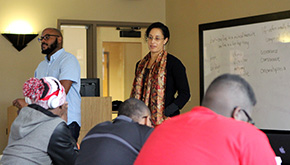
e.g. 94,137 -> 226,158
58,20 -> 150,101
97,26 -> 147,101
102,42 -> 142,101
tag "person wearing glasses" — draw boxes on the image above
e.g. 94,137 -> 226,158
131,22 -> 190,126
12,28 -> 81,142
75,98 -> 153,165
135,74 -> 276,165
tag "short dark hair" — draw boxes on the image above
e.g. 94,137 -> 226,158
118,98 -> 149,121
205,74 -> 257,106
145,22 -> 170,44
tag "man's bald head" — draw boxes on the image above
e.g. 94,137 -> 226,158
202,74 -> 256,118
42,28 -> 63,38
118,98 -> 152,127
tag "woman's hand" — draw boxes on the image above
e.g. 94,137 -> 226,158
164,103 -> 179,117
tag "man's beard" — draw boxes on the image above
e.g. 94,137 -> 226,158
42,39 -> 58,55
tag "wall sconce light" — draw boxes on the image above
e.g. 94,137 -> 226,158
2,20 -> 38,51
2,33 -> 38,51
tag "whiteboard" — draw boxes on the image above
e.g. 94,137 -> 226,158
199,11 -> 290,130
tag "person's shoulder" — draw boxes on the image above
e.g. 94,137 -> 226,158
62,51 -> 78,60
55,120 -> 68,128
64,51 -> 75,57
52,121 -> 71,137
56,49 -> 77,60
91,121 -> 112,129
136,60 -> 141,65
167,53 -> 180,61
240,123 -> 266,136
167,53 -> 181,61
37,59 -> 47,66
84,121 -> 113,134
134,124 -> 154,138
137,124 -> 154,131
225,118 -> 266,137
118,120 -> 153,134
58,50 -> 80,66
229,121 -> 273,154
167,53 -> 184,66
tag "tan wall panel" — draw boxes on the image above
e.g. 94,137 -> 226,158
79,97 -> 112,142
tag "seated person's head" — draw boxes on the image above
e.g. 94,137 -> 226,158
23,77 -> 67,116
118,98 -> 153,127
202,74 -> 256,124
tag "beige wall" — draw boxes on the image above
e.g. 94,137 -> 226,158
166,0 -> 290,114
0,0 -> 165,153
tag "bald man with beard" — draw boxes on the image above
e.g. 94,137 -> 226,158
13,28 -> 81,142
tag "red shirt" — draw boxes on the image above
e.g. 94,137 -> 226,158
135,106 -> 276,165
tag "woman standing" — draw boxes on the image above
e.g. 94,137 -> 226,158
131,22 -> 190,126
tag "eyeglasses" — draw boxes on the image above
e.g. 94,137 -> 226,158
146,36 -> 164,42
240,109 -> 255,125
38,34 -> 59,42
234,106 -> 255,125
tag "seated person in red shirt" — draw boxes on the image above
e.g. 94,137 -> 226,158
134,73 -> 276,165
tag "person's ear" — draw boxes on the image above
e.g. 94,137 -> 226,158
138,118 -> 145,125
232,106 -> 242,121
57,36 -> 62,45
163,38 -> 168,45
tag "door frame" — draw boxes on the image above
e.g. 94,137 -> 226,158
102,51 -> 109,97
57,20 -> 151,78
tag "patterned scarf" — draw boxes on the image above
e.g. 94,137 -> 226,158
131,51 -> 167,126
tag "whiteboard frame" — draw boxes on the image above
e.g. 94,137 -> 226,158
199,10 -> 290,103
